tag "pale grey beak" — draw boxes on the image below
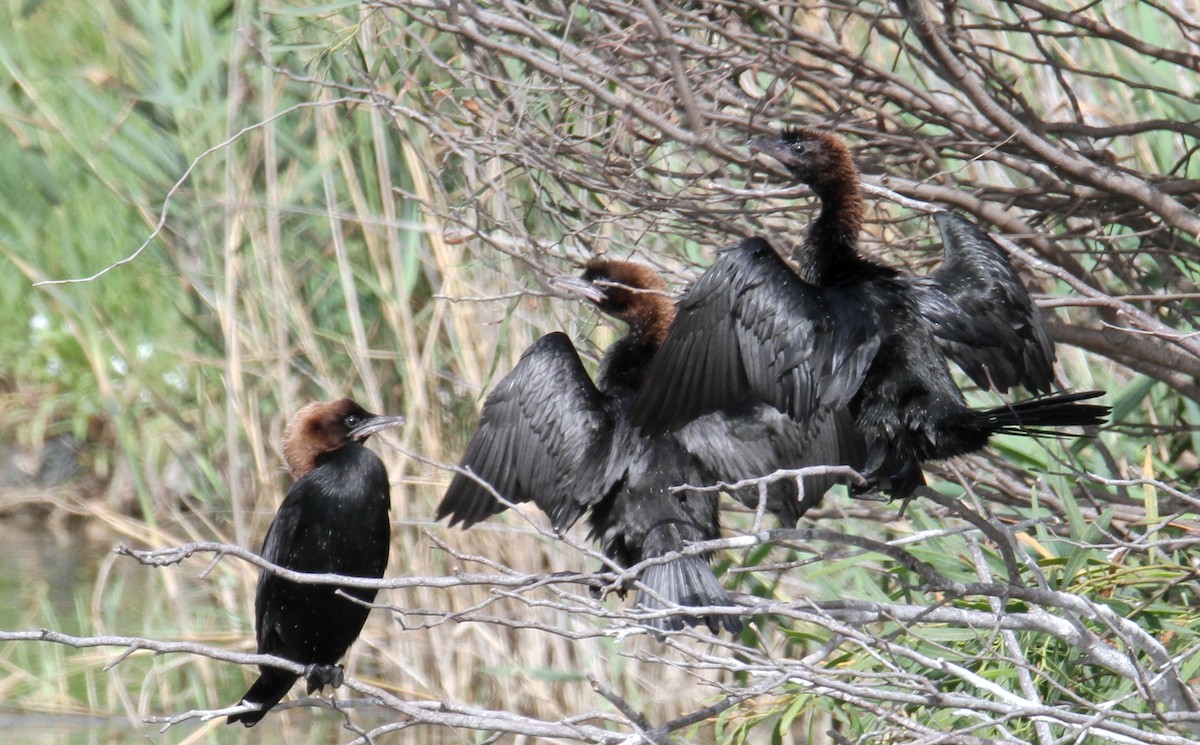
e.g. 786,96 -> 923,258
349,414 -> 406,442
549,275 -> 607,304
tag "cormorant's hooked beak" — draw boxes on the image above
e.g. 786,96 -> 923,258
349,413 -> 406,442
549,276 -> 608,304
748,134 -> 800,169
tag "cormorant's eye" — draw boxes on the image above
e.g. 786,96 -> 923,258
343,414 -> 361,431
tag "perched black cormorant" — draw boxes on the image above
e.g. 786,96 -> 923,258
228,398 -> 404,726
632,128 -> 1107,498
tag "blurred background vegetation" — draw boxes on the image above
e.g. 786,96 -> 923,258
0,0 -> 1197,743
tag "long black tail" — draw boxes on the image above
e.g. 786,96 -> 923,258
865,390 -> 1108,500
635,554 -> 742,635
226,669 -> 298,727
974,390 -> 1109,437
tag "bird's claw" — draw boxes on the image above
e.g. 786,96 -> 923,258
303,663 -> 345,693
588,569 -> 630,601
587,575 -> 607,600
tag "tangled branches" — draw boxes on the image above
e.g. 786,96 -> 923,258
359,0 -> 1200,403
11,483 -> 1198,743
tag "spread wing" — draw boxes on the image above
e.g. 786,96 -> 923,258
437,332 -> 612,531
911,212 -> 1056,394
678,403 -> 866,527
631,237 -> 879,435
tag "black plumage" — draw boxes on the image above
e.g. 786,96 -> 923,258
560,261 -> 860,527
438,260 -> 862,633
632,128 -> 1107,498
910,212 -> 1057,394
438,260 -> 741,633
675,396 -> 862,527
227,398 -> 404,727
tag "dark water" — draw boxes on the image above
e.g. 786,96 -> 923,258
0,517 -> 104,633
0,713 -> 132,745
0,518 -> 142,744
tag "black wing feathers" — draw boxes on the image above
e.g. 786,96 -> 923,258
633,238 -> 876,434
678,405 -> 865,527
914,213 -> 1056,394
437,332 -> 611,531
633,247 -> 752,435
255,451 -> 391,654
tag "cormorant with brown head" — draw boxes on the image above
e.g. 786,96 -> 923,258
575,261 -> 863,521
227,398 -> 404,727
631,128 -> 1107,498
751,129 -> 1057,395
438,260 -> 744,633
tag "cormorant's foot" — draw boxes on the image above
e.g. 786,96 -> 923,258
848,481 -> 885,501
587,566 -> 631,601
303,663 -> 345,694
856,456 -> 924,506
587,581 -> 631,601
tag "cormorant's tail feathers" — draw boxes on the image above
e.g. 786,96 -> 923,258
226,670 -> 298,727
635,556 -> 742,635
978,390 -> 1109,436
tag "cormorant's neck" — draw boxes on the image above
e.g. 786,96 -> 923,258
312,441 -> 367,472
598,336 -> 656,393
597,289 -> 673,392
802,178 -> 866,285
625,296 -> 673,350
